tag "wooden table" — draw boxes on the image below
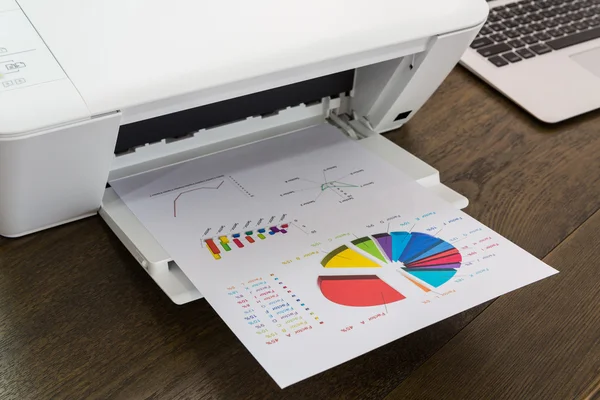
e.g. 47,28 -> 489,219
1,67 -> 599,400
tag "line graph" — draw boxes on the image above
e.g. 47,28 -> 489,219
173,180 -> 224,217
320,180 -> 358,191
279,165 -> 370,206
165,180 -> 225,218
147,173 -> 254,218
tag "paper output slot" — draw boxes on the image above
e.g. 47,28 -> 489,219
114,70 -> 355,154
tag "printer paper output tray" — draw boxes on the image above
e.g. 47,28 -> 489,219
100,121 -> 467,305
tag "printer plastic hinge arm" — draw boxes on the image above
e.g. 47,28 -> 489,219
327,112 -> 360,140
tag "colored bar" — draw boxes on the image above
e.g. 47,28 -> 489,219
258,233 -> 266,240
280,229 -> 287,234
270,226 -> 280,233
232,233 -> 241,238
221,242 -> 231,251
205,239 -> 221,260
233,238 -> 244,248
245,231 -> 253,235
281,224 -> 289,228
258,228 -> 266,233
246,236 -> 255,243
269,231 -> 276,235
219,236 -> 229,244
205,239 -> 220,255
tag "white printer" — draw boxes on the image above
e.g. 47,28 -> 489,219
0,0 -> 488,304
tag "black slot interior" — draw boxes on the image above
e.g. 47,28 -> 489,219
394,110 -> 412,121
115,70 -> 355,154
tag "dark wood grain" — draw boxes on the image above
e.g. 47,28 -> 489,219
1,66 -> 599,400
385,209 -> 600,400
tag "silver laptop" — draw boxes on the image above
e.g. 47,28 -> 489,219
460,0 -> 600,122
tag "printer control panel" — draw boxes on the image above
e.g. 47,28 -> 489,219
0,2 -> 67,93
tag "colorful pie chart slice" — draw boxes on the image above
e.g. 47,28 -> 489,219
399,232 -> 446,263
351,237 -> 387,263
321,245 -> 380,268
404,240 -> 456,264
405,248 -> 459,266
373,233 -> 393,261
403,269 -> 458,288
405,252 -> 462,268
391,231 -> 411,261
318,275 -> 405,306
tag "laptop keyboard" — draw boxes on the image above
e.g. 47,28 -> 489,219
471,0 -> 600,66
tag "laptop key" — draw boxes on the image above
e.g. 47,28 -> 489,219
471,37 -> 494,49
546,26 -> 600,49
589,18 -> 600,26
504,19 -> 519,28
523,4 -> 539,13
555,15 -> 570,24
569,11 -> 584,21
502,52 -> 523,62
530,23 -> 546,31
508,38 -> 526,47
478,43 -> 512,57
522,35 -> 539,44
488,13 -> 501,23
517,25 -> 534,34
541,9 -> 557,18
488,55 -> 509,67
554,6 -> 570,14
535,31 -> 552,41
515,15 -> 531,24
516,48 -> 536,58
573,20 -> 589,30
538,1 -> 552,9
480,26 -> 493,35
547,28 -> 565,36
505,29 -> 520,38
582,8 -> 596,17
542,19 -> 559,28
562,24 -> 577,33
529,43 -> 553,54
530,12 -> 545,21
490,23 -> 507,31
491,33 -> 508,41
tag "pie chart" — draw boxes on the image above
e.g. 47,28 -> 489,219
318,231 -> 461,307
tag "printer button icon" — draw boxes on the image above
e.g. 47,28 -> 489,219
5,62 -> 26,70
2,80 -> 14,87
